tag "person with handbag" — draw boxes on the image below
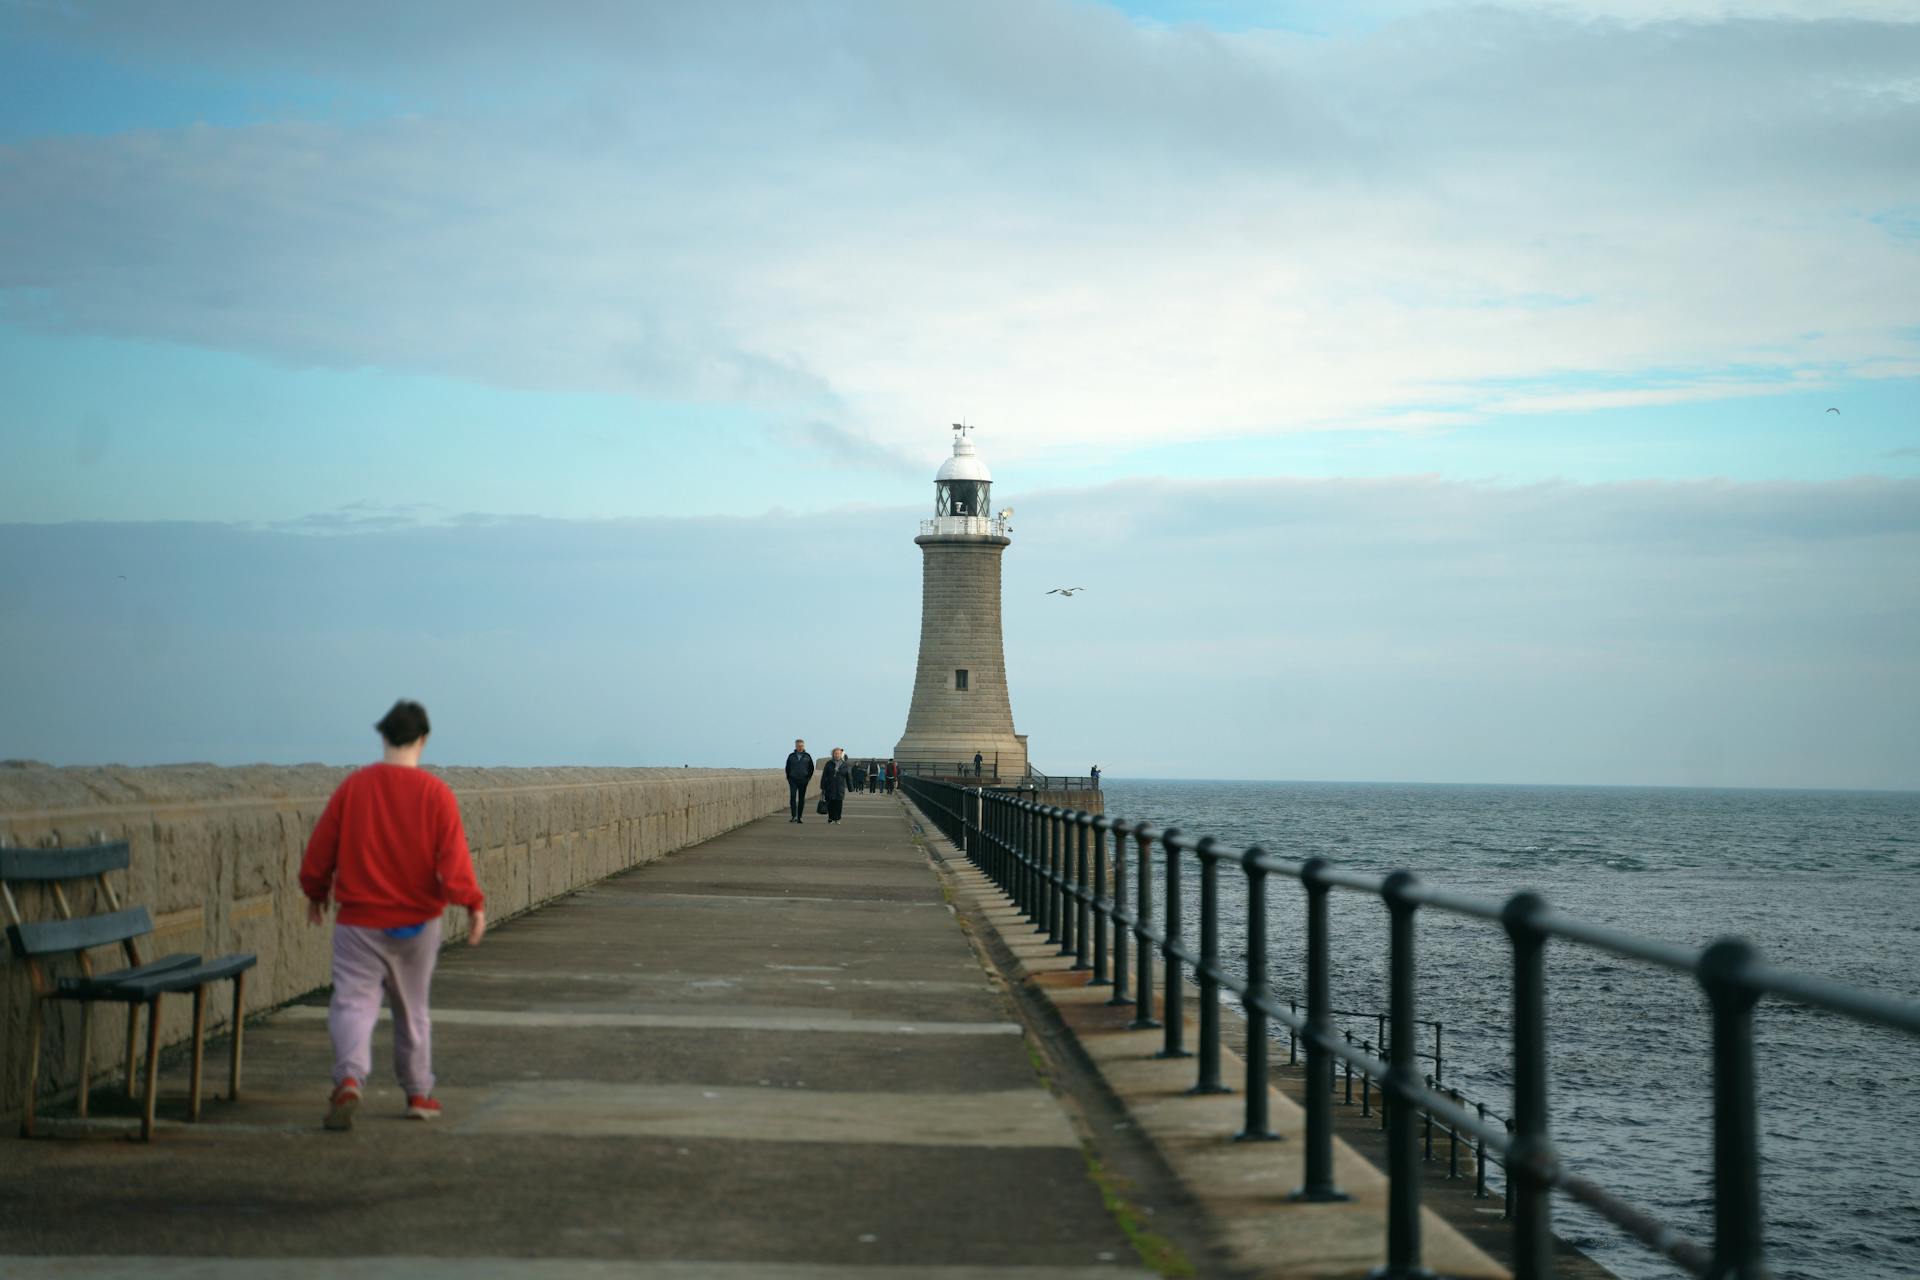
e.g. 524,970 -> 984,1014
820,747 -> 852,824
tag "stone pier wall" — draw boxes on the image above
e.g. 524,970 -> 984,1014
1024,788 -> 1104,816
0,763 -> 787,1125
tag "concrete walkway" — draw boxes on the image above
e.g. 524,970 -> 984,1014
0,793 -> 1154,1279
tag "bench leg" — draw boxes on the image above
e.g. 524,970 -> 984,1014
21,998 -> 44,1138
124,1003 -> 140,1098
77,1002 -> 94,1119
228,971 -> 247,1101
188,986 -> 206,1122
140,996 -> 161,1141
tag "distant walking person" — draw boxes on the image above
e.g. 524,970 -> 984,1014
1090,764 -> 1101,787
868,759 -> 881,794
786,738 -> 815,823
821,747 -> 852,824
886,758 -> 899,793
300,699 -> 486,1131
973,751 -> 984,779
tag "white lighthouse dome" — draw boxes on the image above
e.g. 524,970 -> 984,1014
935,429 -> 993,482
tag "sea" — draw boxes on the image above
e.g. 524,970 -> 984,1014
1097,779 -> 1920,1280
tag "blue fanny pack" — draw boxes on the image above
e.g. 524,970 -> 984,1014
382,923 -> 428,940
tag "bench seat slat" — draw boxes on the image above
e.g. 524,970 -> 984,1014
52,952 -> 202,1000
6,906 -> 152,958
0,842 -> 131,881
54,952 -> 259,1002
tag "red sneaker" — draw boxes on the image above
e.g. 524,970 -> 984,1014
324,1077 -> 361,1131
405,1094 -> 441,1120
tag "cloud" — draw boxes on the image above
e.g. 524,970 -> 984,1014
1,2 -> 1917,467
3,474 -> 1916,788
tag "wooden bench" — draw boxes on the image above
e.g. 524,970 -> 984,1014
1,841 -> 258,1140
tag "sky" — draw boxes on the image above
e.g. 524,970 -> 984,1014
1,1 -> 1916,787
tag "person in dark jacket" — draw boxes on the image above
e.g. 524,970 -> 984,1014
785,738 -> 815,823
886,758 -> 899,793
820,747 -> 851,824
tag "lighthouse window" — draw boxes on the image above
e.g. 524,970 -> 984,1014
955,669 -> 969,691
936,480 -> 990,518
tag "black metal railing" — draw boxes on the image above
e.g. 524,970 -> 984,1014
892,760 -> 1101,791
1021,767 -> 1103,792
894,759 -> 1005,783
901,776 -> 1920,1280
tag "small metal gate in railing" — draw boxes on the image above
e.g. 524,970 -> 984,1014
901,775 -> 1920,1280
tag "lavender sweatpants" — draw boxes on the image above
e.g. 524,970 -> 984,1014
328,919 -> 442,1095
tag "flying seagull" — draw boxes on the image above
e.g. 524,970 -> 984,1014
1046,587 -> 1087,597
1827,407 -> 1841,414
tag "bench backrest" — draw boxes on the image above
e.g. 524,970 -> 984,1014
6,906 -> 154,959
0,842 -> 132,882
0,840 -> 148,991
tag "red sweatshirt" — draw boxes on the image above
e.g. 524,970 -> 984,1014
299,763 -> 485,929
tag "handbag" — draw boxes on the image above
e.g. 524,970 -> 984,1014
816,797 -> 828,814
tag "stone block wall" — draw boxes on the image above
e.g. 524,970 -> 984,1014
1023,788 -> 1105,817
0,762 -> 786,1125
895,536 -> 1028,775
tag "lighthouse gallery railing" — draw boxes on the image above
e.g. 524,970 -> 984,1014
900,775 -> 1920,1280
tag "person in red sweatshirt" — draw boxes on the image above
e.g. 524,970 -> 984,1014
300,699 -> 486,1130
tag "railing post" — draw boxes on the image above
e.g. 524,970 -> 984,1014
1235,847 -> 1278,1142
960,790 -> 975,871
1021,805 -> 1036,924
1003,798 -> 1018,907
1131,830 -> 1159,1030
1091,822 -> 1111,986
1345,1031 -> 1355,1104
1057,811 -> 1077,959
1700,938 -> 1767,1280
1289,999 -> 1298,1067
1504,1118 -> 1515,1221
1447,1088 -> 1461,1180
989,793 -> 1002,886
987,793 -> 1001,885
1108,822 -> 1132,1007
1189,839 -> 1228,1094
1004,799 -> 1019,907
1041,808 -> 1059,941
1158,830 -> 1189,1059
1072,815 -> 1092,971
1423,1074 -> 1434,1162
1371,870 -> 1432,1280
1502,891 -> 1555,1280
1475,1101 -> 1489,1199
1293,857 -> 1347,1201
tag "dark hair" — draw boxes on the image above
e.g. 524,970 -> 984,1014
376,699 -> 431,747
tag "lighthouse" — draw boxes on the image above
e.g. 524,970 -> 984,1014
894,426 -> 1028,780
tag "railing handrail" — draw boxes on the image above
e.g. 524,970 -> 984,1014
897,776 -> 1920,1280
889,760 -> 1101,790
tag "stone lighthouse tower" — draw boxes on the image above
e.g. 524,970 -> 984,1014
894,426 -> 1028,780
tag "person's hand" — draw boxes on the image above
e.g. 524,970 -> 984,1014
467,906 -> 487,946
306,899 -> 327,927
